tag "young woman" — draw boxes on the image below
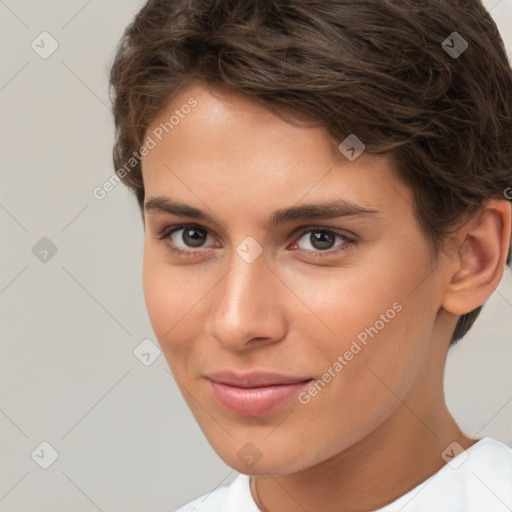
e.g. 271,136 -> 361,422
108,1 -> 512,510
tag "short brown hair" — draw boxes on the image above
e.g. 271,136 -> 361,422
108,0 -> 512,344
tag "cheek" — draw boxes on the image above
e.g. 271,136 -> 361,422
142,245 -> 218,368
143,248 -> 169,334
287,253 -> 435,404
283,279 -> 431,466
279,260 -> 408,344
142,247 -> 193,351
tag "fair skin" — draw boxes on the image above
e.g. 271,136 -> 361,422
141,81 -> 511,512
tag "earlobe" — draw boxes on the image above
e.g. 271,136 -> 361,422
441,199 -> 511,315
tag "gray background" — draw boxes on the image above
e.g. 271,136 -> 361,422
0,1 -> 511,511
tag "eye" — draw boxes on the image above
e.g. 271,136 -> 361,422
156,224 -> 218,257
155,224 -> 356,259
170,226 -> 210,248
291,227 -> 355,257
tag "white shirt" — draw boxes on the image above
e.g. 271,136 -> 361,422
174,437 -> 512,511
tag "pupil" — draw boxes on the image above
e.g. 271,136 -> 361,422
183,227 -> 206,247
180,229 -> 336,250
311,231 -> 335,250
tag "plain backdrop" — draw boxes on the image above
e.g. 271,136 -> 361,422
0,1 -> 511,511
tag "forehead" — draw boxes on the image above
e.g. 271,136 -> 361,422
141,82 -> 412,221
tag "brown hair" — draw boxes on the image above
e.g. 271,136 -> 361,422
108,0 -> 512,344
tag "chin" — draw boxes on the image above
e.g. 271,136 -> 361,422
205,433 -> 325,477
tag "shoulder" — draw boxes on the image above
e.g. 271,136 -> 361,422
378,437 -> 512,512
174,473 -> 260,512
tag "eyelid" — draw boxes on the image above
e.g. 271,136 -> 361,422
289,225 -> 357,257
290,224 -> 356,243
155,223 -> 357,258
154,223 -> 220,256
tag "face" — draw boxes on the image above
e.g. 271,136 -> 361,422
141,82 -> 446,475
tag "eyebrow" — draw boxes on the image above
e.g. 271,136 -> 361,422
144,196 -> 381,229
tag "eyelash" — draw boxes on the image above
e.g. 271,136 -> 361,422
155,224 -> 357,259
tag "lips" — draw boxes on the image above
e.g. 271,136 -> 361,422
205,371 -> 313,416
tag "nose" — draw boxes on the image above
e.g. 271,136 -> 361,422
204,246 -> 288,351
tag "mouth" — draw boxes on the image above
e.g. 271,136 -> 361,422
205,371 -> 313,416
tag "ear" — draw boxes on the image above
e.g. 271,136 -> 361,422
441,199 -> 511,315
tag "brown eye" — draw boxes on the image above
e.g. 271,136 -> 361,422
296,229 -> 349,252
177,226 -> 208,248
156,224 -> 217,256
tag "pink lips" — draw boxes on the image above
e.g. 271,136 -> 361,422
206,371 -> 313,416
